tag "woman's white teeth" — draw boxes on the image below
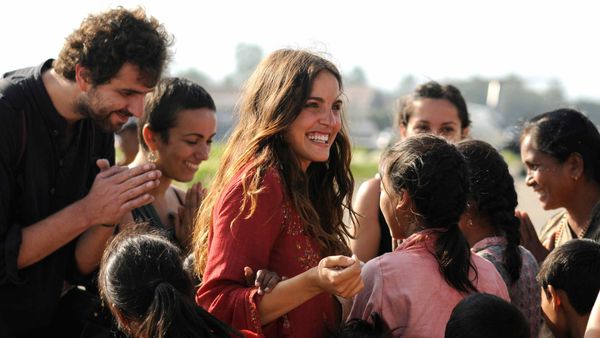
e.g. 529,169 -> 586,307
308,134 -> 328,144
185,161 -> 199,170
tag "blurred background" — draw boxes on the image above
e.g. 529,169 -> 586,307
4,0 -> 591,228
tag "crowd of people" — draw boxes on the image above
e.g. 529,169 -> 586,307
1,6 -> 600,338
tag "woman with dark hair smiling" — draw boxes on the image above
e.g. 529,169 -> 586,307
121,77 -> 217,252
518,108 -> 600,263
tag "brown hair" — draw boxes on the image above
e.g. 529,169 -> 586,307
396,81 -> 470,130
194,49 -> 355,274
54,7 -> 172,87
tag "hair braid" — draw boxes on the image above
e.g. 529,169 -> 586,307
457,140 -> 522,284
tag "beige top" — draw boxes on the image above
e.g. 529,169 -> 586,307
539,201 -> 600,248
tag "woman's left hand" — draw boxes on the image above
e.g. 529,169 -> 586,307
173,182 -> 205,250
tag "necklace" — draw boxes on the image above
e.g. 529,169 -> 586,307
555,213 -> 590,247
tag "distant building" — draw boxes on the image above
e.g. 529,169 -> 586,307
344,84 -> 384,149
467,103 -> 506,148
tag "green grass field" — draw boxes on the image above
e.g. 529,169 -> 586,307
184,143 -> 380,188
119,142 -> 522,190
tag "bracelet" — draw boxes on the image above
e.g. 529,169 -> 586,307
100,223 -> 118,228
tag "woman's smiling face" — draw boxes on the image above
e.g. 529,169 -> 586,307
520,134 -> 573,210
154,107 -> 217,182
285,70 -> 342,172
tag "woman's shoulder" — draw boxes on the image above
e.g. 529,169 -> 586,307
357,177 -> 381,194
262,166 -> 282,185
539,209 -> 567,240
354,177 -> 382,208
220,166 -> 284,205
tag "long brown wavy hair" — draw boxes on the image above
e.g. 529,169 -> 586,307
194,49 -> 355,275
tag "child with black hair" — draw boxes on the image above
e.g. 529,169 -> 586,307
538,239 -> 600,338
348,135 -> 509,337
585,291 -> 600,338
457,139 -> 541,337
351,81 -> 471,263
99,226 -> 260,338
335,313 -> 392,338
445,293 -> 529,338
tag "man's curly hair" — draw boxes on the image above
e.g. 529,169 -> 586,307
54,7 -> 172,87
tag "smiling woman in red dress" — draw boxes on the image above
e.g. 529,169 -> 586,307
193,49 -> 364,337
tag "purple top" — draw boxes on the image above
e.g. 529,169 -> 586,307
472,236 -> 541,338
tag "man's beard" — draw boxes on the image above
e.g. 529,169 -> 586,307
75,93 -> 131,133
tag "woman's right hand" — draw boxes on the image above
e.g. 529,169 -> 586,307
314,255 -> 364,299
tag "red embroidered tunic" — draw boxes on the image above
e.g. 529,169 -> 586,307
196,167 -> 337,337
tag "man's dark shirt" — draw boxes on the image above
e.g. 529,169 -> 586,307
0,60 -> 115,335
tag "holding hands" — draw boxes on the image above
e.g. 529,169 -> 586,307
242,255 -> 364,299
315,254 -> 364,299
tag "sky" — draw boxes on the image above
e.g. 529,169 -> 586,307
3,0 -> 600,100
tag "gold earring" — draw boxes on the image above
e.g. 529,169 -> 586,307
147,150 -> 158,163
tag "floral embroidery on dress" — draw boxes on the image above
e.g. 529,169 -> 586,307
281,199 -> 321,271
297,236 -> 321,271
283,201 -> 304,236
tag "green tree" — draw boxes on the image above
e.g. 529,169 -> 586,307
346,66 -> 368,86
176,68 -> 214,88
